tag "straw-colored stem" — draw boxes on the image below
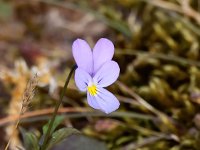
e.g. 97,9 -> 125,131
4,112 -> 21,150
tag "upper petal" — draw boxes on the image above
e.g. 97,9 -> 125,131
74,68 -> 92,91
93,38 -> 114,73
72,39 -> 93,74
93,87 -> 120,114
93,61 -> 120,87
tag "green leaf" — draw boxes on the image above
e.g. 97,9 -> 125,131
39,116 -> 65,146
46,127 -> 80,150
42,116 -> 65,135
20,128 -> 40,150
51,135 -> 108,150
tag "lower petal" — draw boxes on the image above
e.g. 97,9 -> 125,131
87,92 -> 100,109
94,87 -> 120,114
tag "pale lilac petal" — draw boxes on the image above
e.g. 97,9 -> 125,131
72,39 -> 93,74
93,38 -> 114,73
74,68 -> 92,91
93,61 -> 120,87
93,87 -> 120,114
87,92 -> 100,109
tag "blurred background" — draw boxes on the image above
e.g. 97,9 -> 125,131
0,0 -> 200,149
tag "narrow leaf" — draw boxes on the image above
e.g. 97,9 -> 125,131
42,116 -> 65,135
46,127 -> 80,150
20,128 -> 40,150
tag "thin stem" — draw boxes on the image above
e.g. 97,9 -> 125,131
4,112 -> 21,150
40,65 -> 77,150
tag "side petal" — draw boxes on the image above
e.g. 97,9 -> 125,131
93,38 -> 114,73
74,68 -> 92,91
72,39 -> 93,74
93,61 -> 120,87
94,87 -> 120,114
87,92 -> 100,109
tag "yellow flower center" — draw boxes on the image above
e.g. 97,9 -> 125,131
88,84 -> 97,96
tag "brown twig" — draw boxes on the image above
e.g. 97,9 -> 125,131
142,0 -> 200,25
0,107 -> 88,127
116,81 -> 177,132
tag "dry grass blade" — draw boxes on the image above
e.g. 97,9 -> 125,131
4,74 -> 38,150
21,74 -> 38,114
123,134 -> 179,150
142,0 -> 200,25
116,81 -> 177,133
116,49 -> 200,67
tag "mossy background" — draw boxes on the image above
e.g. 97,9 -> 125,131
0,0 -> 200,149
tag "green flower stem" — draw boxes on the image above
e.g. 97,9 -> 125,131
40,65 -> 77,150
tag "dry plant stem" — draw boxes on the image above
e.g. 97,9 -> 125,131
0,95 -> 152,127
0,107 -> 88,127
4,112 -> 22,150
0,110 -> 155,127
142,0 -> 200,25
116,49 -> 200,67
40,65 -> 77,150
123,134 -> 178,150
116,81 -> 161,115
117,81 -> 176,132
4,74 -> 38,150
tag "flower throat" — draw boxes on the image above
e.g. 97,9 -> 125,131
88,84 -> 97,96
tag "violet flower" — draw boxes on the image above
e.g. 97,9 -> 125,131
72,38 -> 120,114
